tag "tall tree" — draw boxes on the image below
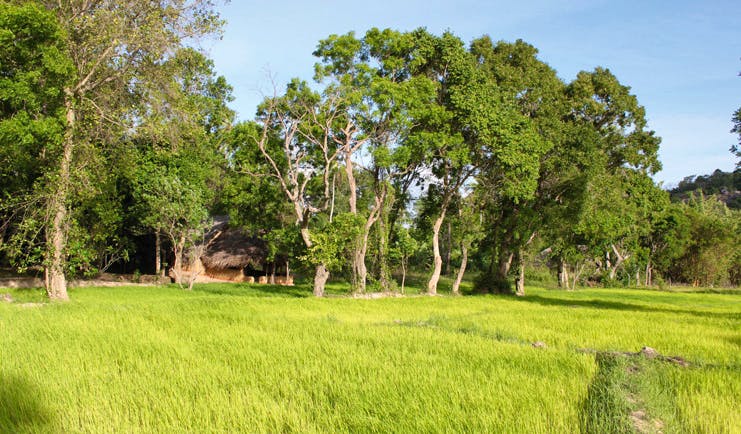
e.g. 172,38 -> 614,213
313,28 -> 436,293
128,47 -> 233,283
253,80 -> 343,296
37,0 -> 223,299
468,38 -> 564,294
0,2 -> 72,278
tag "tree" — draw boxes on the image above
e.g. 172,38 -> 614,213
386,31 -> 483,295
0,2 -> 72,280
448,41 -> 547,294
449,192 -> 484,295
390,223 -> 418,294
732,104 -> 740,168
641,201 -> 689,286
252,80 -> 343,296
468,37 -> 565,294
127,47 -> 233,284
312,28 -> 437,293
36,0 -> 224,300
671,195 -> 739,286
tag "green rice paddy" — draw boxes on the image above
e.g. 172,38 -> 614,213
1,283 -> 739,433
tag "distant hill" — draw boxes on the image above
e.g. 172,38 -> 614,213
669,169 -> 741,209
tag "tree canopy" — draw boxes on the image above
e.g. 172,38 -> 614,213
1,15 -> 738,296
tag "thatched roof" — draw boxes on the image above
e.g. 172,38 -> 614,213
199,218 -> 269,270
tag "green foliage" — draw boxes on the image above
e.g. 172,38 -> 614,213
670,169 -> 740,209
0,1 -> 72,271
670,195 -> 739,286
303,213 -> 364,271
731,107 -> 740,168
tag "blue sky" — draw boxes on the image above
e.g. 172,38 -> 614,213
206,0 -> 740,186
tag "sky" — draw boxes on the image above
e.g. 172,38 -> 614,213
205,0 -> 740,186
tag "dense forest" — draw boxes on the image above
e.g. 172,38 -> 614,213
1,1 -> 739,300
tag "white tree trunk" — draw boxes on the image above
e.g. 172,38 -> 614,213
427,211 -> 446,295
451,243 -> 468,295
515,255 -> 525,296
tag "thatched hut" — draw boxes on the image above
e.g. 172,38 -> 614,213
193,217 -> 293,285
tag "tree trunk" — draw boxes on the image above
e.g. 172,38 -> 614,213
329,172 -> 336,223
400,258 -> 407,295
355,216 -> 375,293
46,90 -> 77,301
313,264 -> 329,297
172,235 -> 186,287
155,231 -> 161,275
443,220 -> 452,276
345,153 -> 365,292
427,210 -> 446,295
515,249 -> 525,296
345,152 -> 357,215
298,224 -> 330,297
558,259 -> 569,289
608,244 -> 629,280
299,226 -> 312,249
645,260 -> 652,287
378,208 -> 391,292
451,243 -> 468,296
499,253 -> 515,281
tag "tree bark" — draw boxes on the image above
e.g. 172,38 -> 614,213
400,258 -> 407,295
171,234 -> 186,287
345,152 -> 366,291
299,224 -> 331,297
515,249 -> 525,296
497,251 -> 514,283
427,210 -> 447,295
355,212 -> 377,293
155,231 -> 161,275
345,152 -> 357,215
558,259 -> 569,289
608,244 -> 629,280
313,264 -> 329,297
46,90 -> 77,301
451,243 -> 468,296
443,220 -> 452,276
377,208 -> 391,292
645,260 -> 652,287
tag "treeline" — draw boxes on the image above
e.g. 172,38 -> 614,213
1,2 -> 739,300
670,169 -> 740,209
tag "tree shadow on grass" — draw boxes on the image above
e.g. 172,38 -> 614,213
517,294 -> 739,321
0,374 -> 54,433
193,283 -> 312,298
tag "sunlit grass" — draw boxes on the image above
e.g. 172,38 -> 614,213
1,283 -> 738,432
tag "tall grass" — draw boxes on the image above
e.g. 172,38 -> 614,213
1,284 -> 738,432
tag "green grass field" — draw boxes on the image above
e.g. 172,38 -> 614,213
1,283 -> 739,433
